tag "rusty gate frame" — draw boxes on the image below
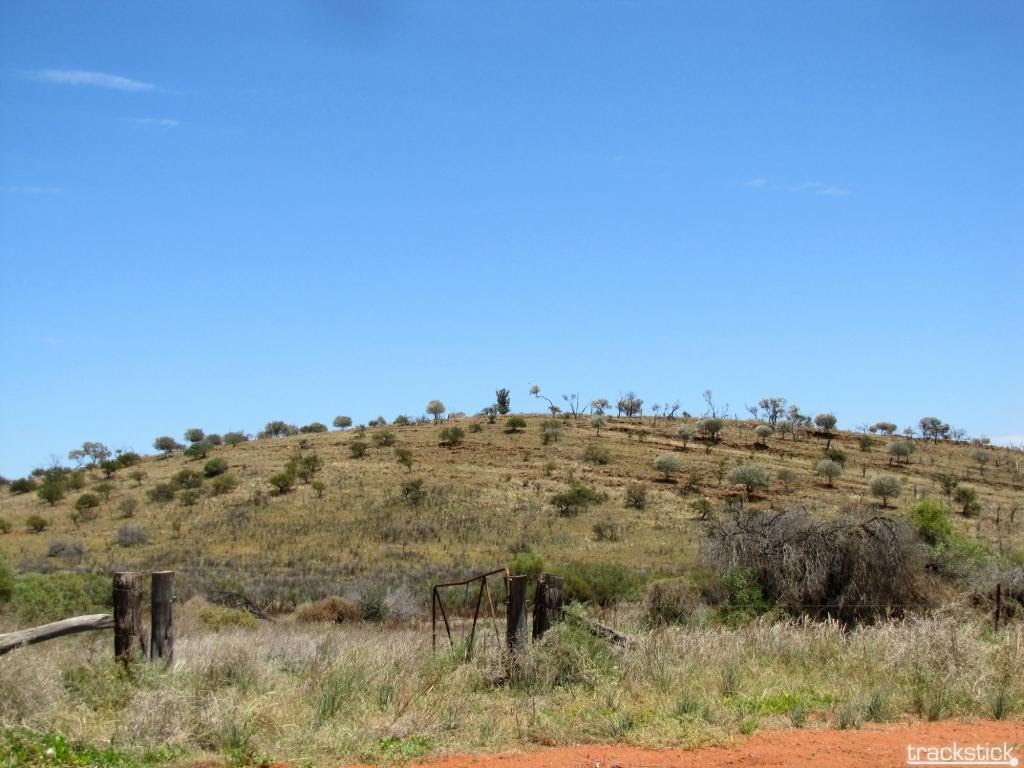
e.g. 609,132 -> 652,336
431,567 -> 509,659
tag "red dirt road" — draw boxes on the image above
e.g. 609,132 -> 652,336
381,720 -> 1023,768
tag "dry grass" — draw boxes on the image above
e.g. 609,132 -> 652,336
1,414 -> 1021,606
1,600 -> 1021,765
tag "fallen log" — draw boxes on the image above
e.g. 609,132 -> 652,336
0,614 -> 114,655
589,620 -> 633,645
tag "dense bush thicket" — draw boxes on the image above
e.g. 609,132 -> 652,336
704,506 -> 927,624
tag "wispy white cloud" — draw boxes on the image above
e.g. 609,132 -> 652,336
27,69 -> 154,92
741,178 -> 851,196
3,185 -> 60,195
129,117 -> 179,128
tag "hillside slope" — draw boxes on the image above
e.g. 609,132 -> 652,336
1,413 -> 1021,605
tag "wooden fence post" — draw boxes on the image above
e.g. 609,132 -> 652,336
113,572 -> 145,664
994,583 -> 1002,631
150,571 -> 174,663
506,575 -> 527,652
532,573 -> 564,640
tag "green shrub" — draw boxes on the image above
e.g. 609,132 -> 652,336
224,431 -> 248,447
10,477 -> 39,494
147,482 -> 176,503
295,596 -> 360,624
154,435 -> 183,455
172,469 -> 203,489
728,465 -> 771,497
373,430 -> 396,447
815,459 -> 843,487
400,479 -> 427,505
93,481 -> 114,501
349,441 -> 369,459
210,474 -> 240,495
654,454 -> 682,480
592,518 -> 621,541
559,561 -> 641,606
268,471 -> 294,493
645,577 -> 701,625
204,457 -> 228,477
0,517 -> 10,534
300,422 -> 328,434
439,426 -> 465,447
954,485 -> 982,516
73,493 -> 100,517
196,602 -> 258,631
116,451 -> 142,467
624,483 -> 647,509
550,482 -> 603,516
508,550 -> 546,580
911,499 -> 952,546
469,422 -> 483,433
582,443 -> 611,465
0,556 -> 13,603
184,440 -> 212,459
25,514 -> 49,533
359,589 -> 389,622
116,524 -> 148,547
719,568 -> 772,625
178,489 -> 202,507
541,420 -> 563,445
505,416 -> 527,433
869,474 -> 903,507
10,571 -> 111,624
36,482 -> 65,506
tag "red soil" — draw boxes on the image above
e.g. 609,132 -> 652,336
367,720 -> 1023,768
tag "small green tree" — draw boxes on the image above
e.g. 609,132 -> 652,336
153,436 -> 182,456
918,417 -> 950,443
505,415 -> 527,433
99,459 -> 120,478
332,416 -> 352,430
936,473 -> 959,499
300,422 -> 328,434
727,465 -> 770,498
9,477 -> 38,494
426,400 -> 447,421
869,474 -> 902,507
37,482 -> 65,507
26,514 -> 49,533
550,482 -> 603,516
495,388 -> 511,415
871,421 -> 898,436
625,484 -> 648,509
210,474 -> 239,495
172,469 -> 203,490
654,454 -> 682,481
268,471 -> 295,494
129,470 -> 147,486
184,428 -> 205,444
94,482 -> 114,501
349,441 -> 369,459
953,485 -> 981,516
224,431 -> 248,447
184,441 -> 212,459
969,448 -> 990,475
206,433 -> 222,446
815,459 -> 843,488
910,499 -> 952,546
74,493 -> 100,517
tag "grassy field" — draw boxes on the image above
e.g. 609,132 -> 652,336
0,412 -> 1021,607
1,601 -> 1022,766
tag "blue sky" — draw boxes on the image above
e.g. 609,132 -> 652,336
1,1 -> 1022,475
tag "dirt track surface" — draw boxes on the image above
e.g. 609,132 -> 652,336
372,720 -> 1023,768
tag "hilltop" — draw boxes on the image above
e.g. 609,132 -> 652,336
2,408 -> 1021,609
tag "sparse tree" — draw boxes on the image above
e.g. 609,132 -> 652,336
918,417 -> 950,443
37,482 -> 65,507
815,459 -> 843,488
617,391 -> 643,418
953,485 -> 981,516
814,413 -> 838,448
886,440 -> 915,465
268,470 -> 295,494
871,421 -> 898,436
184,428 -> 205,444
300,422 -> 328,434
728,465 -> 771,498
969,448 -> 990,475
206,433 -> 223,446
757,397 -> 787,425
936,473 -> 959,499
754,424 -> 773,446
540,420 -> 563,445
590,398 -> 610,415
332,416 -> 353,430
697,417 -> 724,441
677,425 -> 696,448
702,390 -> 727,418
869,474 -> 903,507
529,384 -> 557,415
426,400 -> 446,421
590,413 -> 607,435
495,389 -> 511,415
654,455 -> 682,481
562,393 -> 586,421
224,431 -> 248,446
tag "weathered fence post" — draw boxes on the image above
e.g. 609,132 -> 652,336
506,575 -> 527,652
113,572 -> 145,664
150,571 -> 174,663
532,573 -> 564,640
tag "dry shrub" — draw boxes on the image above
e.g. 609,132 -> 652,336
295,595 -> 361,624
704,506 -> 928,624
644,577 -> 701,625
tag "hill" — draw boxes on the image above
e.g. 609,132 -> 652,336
2,411 -> 1021,609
